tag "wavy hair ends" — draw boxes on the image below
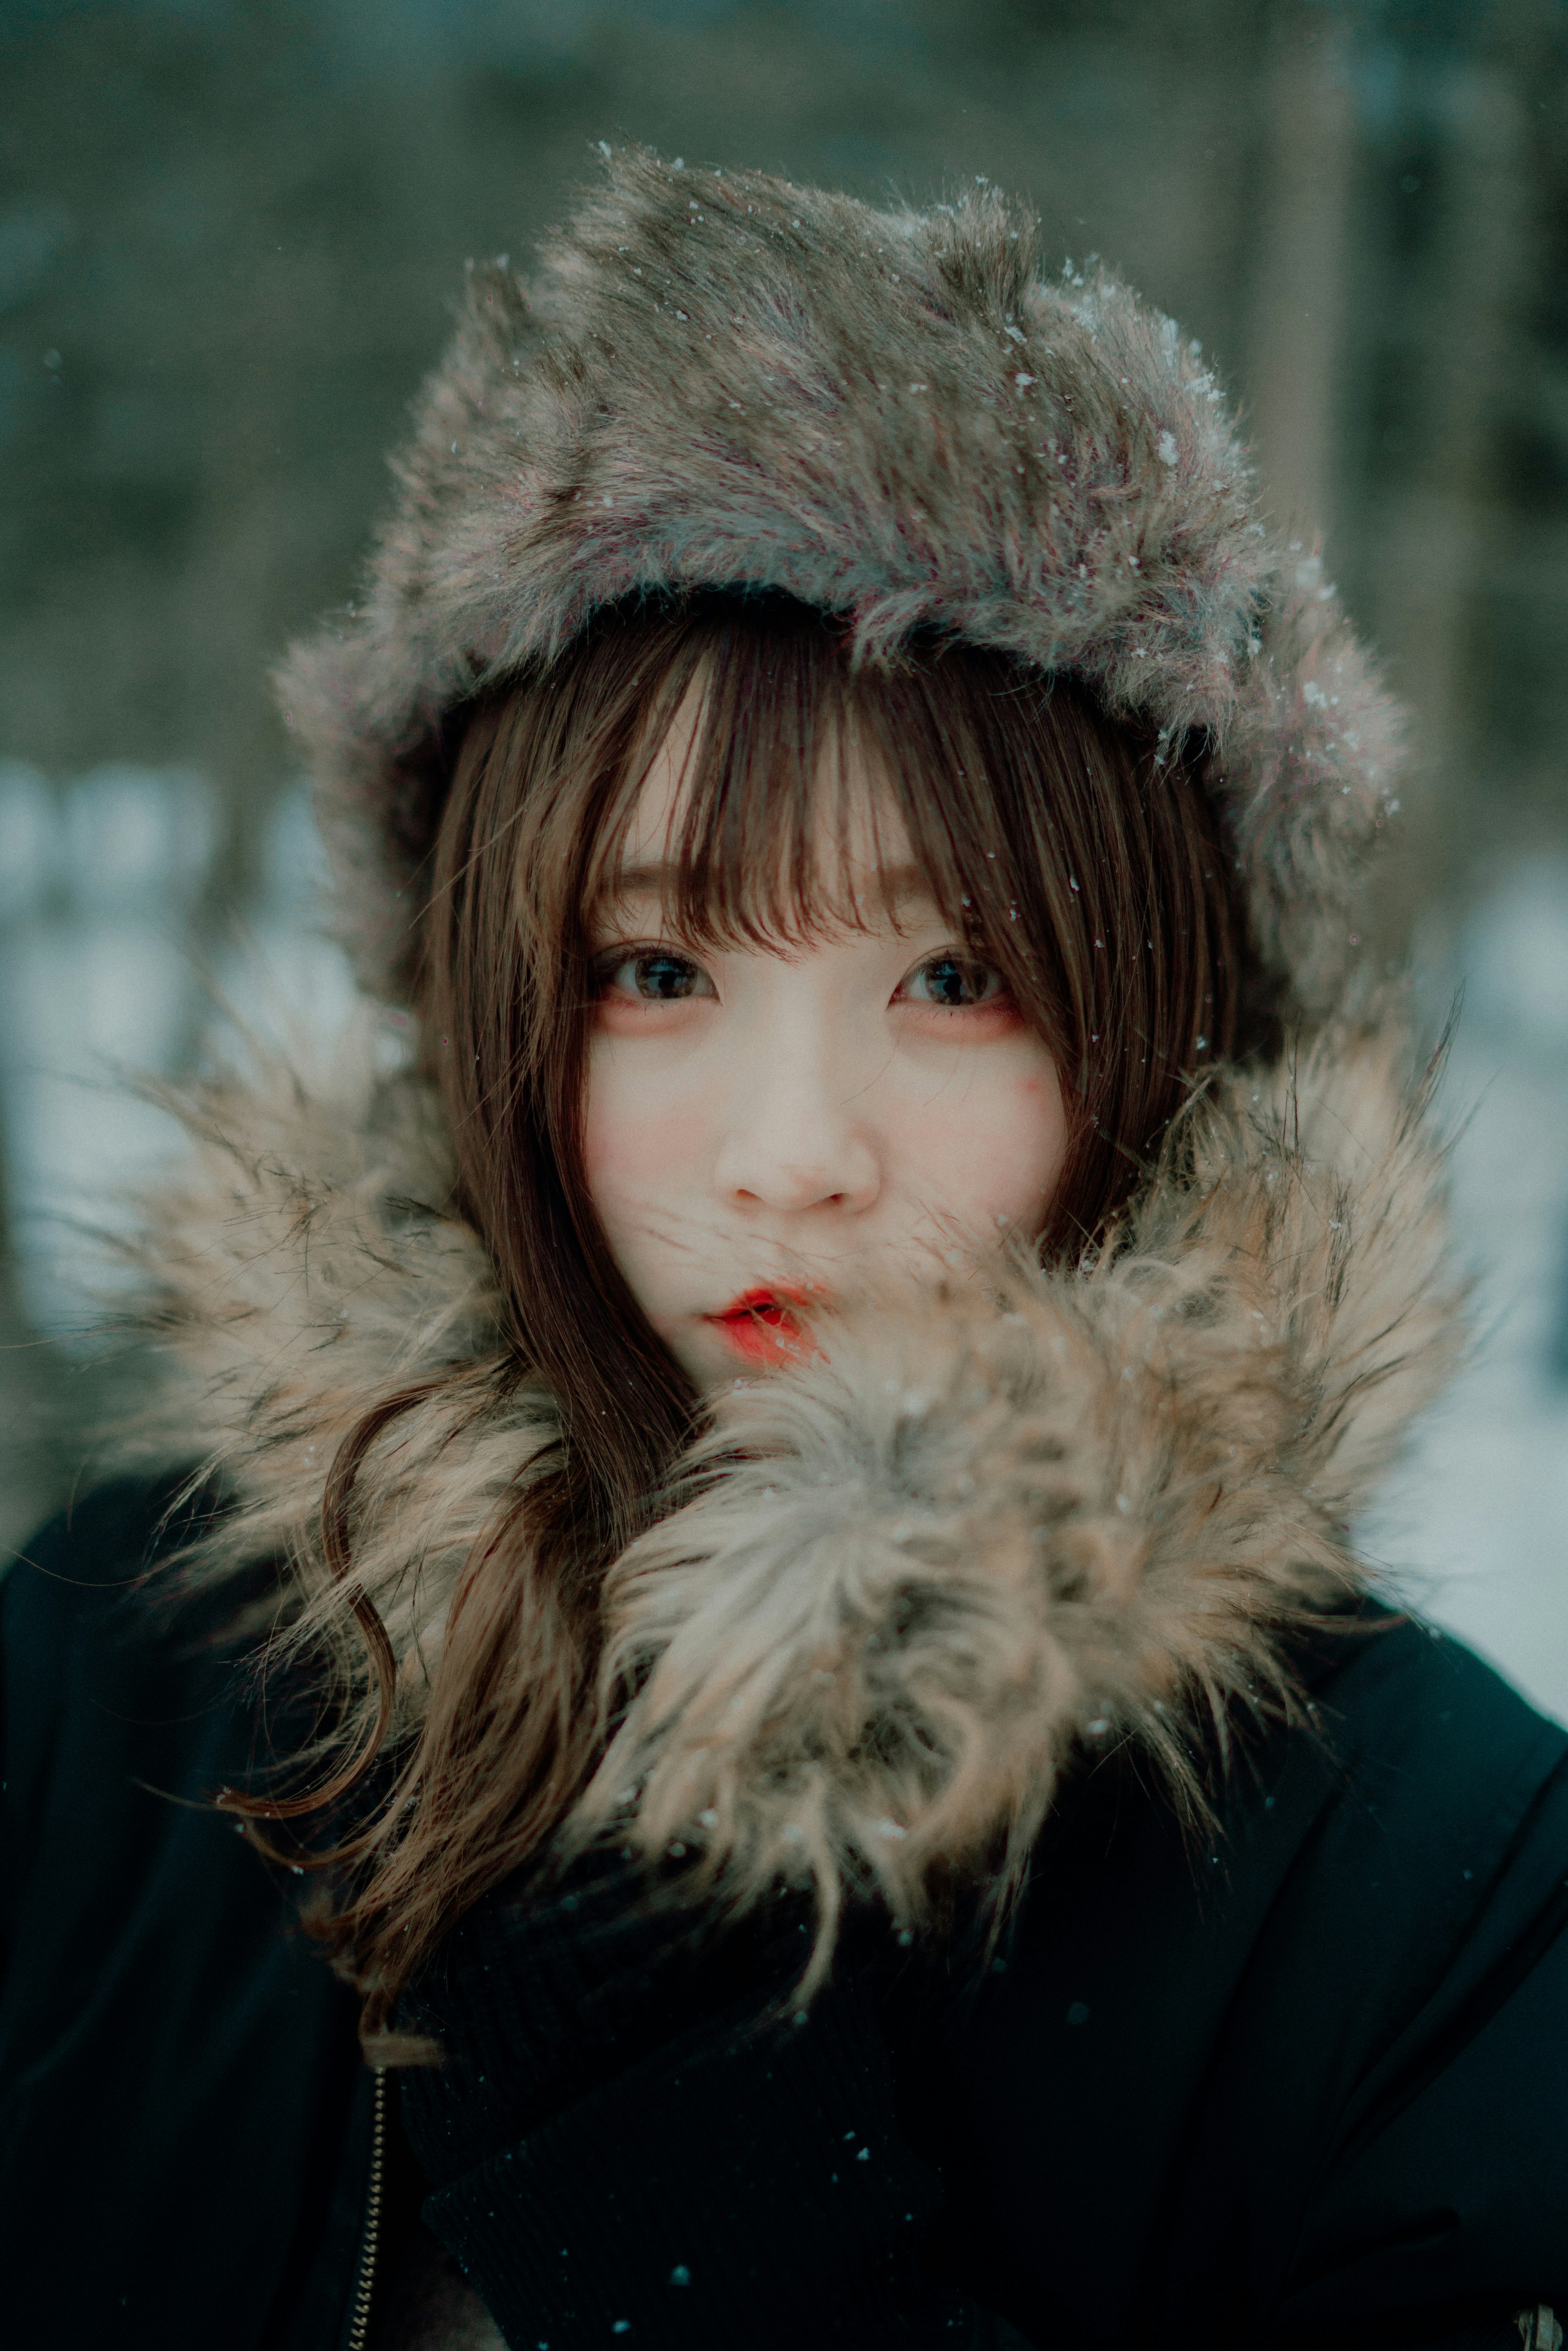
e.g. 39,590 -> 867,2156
256,592 -> 1243,2037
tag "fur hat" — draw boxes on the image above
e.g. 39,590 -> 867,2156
277,147 -> 1403,1017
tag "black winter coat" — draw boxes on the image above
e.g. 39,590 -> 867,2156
3,1478 -> 1566,2351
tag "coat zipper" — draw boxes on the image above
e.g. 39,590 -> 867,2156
345,2065 -> 388,2351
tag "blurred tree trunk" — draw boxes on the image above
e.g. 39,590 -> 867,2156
1245,1 -> 1356,548
1364,57 -> 1526,941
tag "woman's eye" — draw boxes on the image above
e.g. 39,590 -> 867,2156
602,950 -> 716,1003
900,954 -> 1007,1009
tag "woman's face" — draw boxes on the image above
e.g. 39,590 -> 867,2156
581,697 -> 1072,1392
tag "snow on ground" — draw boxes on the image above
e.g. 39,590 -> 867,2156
0,767 -> 1564,1719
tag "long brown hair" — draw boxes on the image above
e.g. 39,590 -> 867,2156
234,593 -> 1243,2034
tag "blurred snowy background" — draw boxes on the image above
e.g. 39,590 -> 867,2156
1361,871 -> 1568,1724
2,0 -> 1566,1721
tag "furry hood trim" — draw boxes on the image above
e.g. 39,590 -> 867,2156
129,1025 -> 1459,1948
278,147 -> 1403,1021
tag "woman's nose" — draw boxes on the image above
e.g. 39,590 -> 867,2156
711,1027 -> 882,1215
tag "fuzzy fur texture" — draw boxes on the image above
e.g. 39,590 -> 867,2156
128,1024 -> 1460,1947
277,147 -> 1403,1018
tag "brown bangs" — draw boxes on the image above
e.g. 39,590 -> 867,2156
571,605 -> 971,958
271,591 -> 1245,2035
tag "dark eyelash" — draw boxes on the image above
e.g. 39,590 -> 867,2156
592,939 -> 682,975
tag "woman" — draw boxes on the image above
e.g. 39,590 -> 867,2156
2,149 -> 1564,2351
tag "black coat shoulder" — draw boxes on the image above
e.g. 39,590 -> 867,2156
904,1611 -> 1568,2350
0,1479 -> 369,2351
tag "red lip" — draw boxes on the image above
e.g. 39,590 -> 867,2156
704,1286 -> 818,1365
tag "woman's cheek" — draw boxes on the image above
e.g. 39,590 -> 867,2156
591,998 -> 709,1039
582,1036 -> 709,1214
993,1064 -> 1073,1224
890,1051 -> 1069,1230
